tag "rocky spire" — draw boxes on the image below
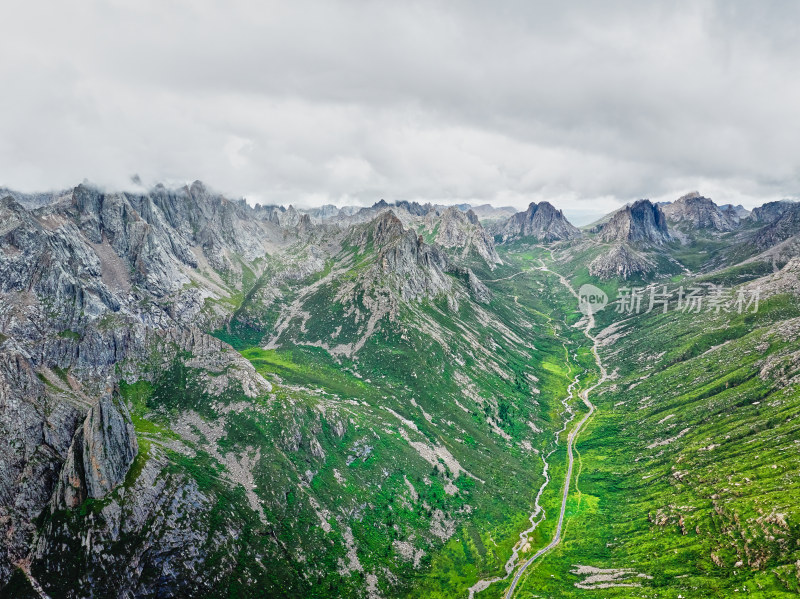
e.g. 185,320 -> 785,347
431,206 -> 501,266
598,199 -> 670,245
492,201 -> 581,243
52,393 -> 138,510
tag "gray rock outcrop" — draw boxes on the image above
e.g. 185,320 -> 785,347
52,393 -> 138,509
429,206 -> 501,266
492,201 -> 581,243
597,199 -> 671,245
661,192 -> 739,231
751,200 -> 798,224
374,212 -> 455,301
588,243 -> 655,280
754,203 -> 800,250
719,203 -> 751,219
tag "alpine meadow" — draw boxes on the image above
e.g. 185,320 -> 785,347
2,2 -> 800,598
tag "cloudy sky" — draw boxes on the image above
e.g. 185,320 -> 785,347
2,1 -> 799,223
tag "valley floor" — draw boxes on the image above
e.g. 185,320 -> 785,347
474,248 -> 800,598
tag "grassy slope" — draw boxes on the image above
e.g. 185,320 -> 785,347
37,235 -> 601,597
507,250 -> 800,598
405,251 -> 600,598
35,224 -> 800,598
230,247 -> 597,598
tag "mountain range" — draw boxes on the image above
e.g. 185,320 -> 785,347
1,182 -> 800,598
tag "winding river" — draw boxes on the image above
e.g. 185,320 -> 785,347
469,263 -> 608,599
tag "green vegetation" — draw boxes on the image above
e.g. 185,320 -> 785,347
0,568 -> 39,599
115,235 -> 599,598
24,213 -> 800,599
0,570 -> 38,599
57,329 -> 81,341
503,255 -> 800,598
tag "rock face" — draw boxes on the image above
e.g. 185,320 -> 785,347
53,393 -> 138,509
719,203 -> 751,220
492,201 -> 581,243
0,187 -> 72,209
0,181 -> 308,595
304,203 -> 341,221
0,181 -> 522,598
429,207 -> 501,266
395,200 -> 435,217
587,200 -> 670,279
0,182 -> 296,343
467,204 -> 517,222
597,199 -> 671,245
588,243 -> 655,280
661,192 -> 739,231
754,203 -> 800,250
374,212 -> 453,301
466,269 -> 492,303
367,211 -> 490,304
751,200 -> 797,223
0,340 -> 83,585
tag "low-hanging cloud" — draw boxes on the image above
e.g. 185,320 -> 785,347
1,0 -> 799,223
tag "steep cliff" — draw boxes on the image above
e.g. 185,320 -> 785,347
597,199 -> 671,245
661,192 -> 739,231
492,201 -> 581,243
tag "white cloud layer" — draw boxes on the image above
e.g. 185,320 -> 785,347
1,0 -> 799,223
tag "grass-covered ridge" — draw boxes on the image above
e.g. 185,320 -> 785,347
27,214 -> 800,598
35,235 -> 605,598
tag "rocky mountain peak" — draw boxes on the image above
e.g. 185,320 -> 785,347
751,200 -> 798,224
588,243 -> 655,279
395,200 -> 432,217
0,194 -> 25,215
492,201 -> 581,243
754,202 -> 800,250
0,196 -> 28,239
369,215 -> 454,304
720,204 -> 750,219
598,199 -> 670,245
430,207 -> 501,266
0,188 -> 72,209
358,209 -> 492,305
373,210 -> 406,247
188,179 -> 208,197
296,213 -> 313,231
677,191 -> 702,201
534,201 -> 559,215
661,193 -> 738,231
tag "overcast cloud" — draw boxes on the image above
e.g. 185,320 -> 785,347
1,0 -> 799,223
